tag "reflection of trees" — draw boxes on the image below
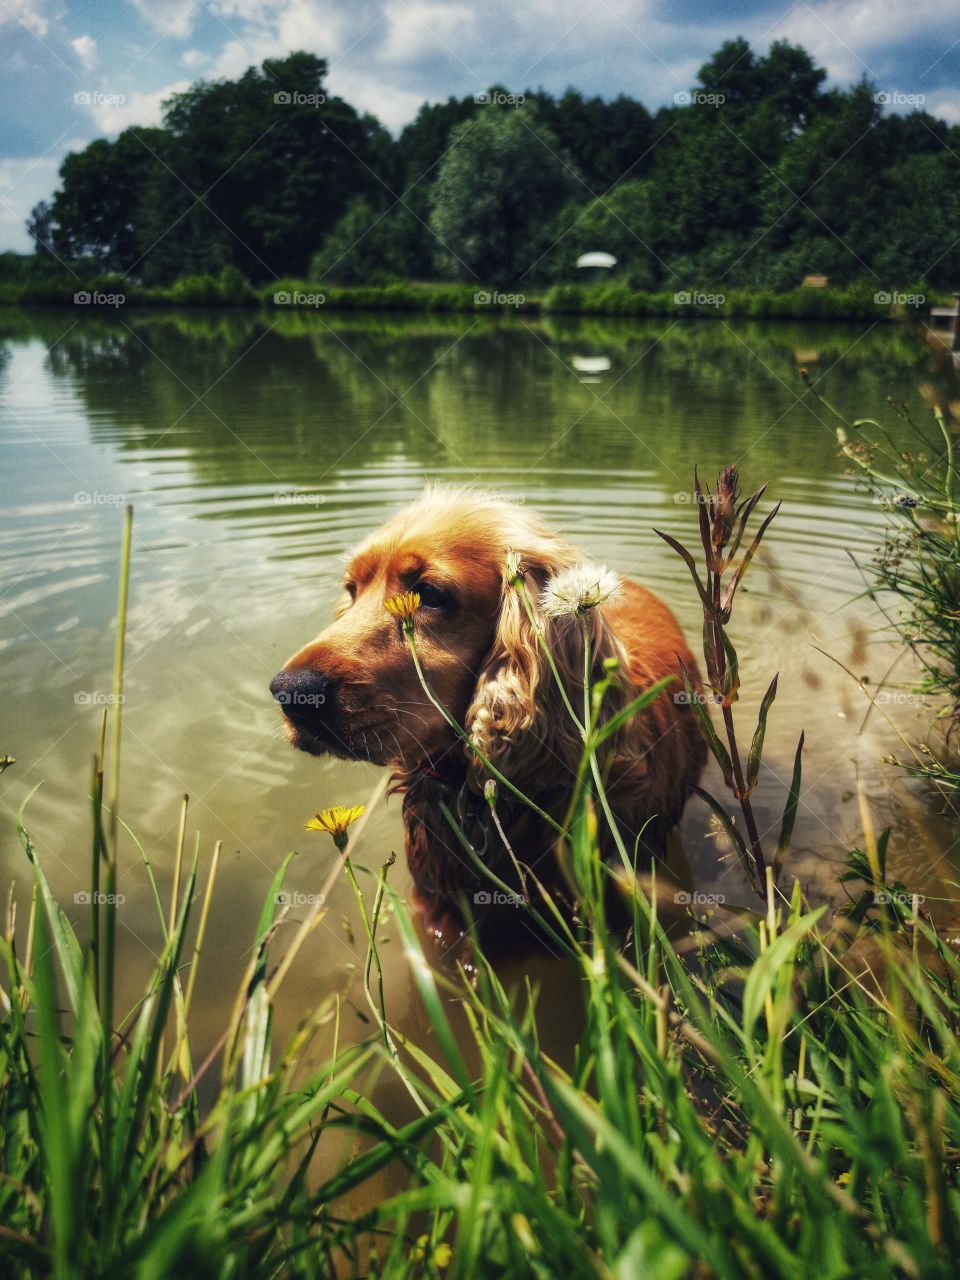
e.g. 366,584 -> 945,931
3,308 -> 929,499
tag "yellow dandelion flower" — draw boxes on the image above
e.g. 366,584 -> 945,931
835,1170 -> 852,1186
433,1242 -> 452,1268
383,591 -> 421,623
306,804 -> 365,850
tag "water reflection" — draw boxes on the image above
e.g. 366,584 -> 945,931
0,306 -> 955,1068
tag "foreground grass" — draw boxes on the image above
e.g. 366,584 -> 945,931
3,484 -> 960,1278
0,265 -> 948,321
4,757 -> 960,1277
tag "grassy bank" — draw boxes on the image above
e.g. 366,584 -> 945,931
3,461 -> 960,1277
0,265 -> 949,321
802,337 -> 960,805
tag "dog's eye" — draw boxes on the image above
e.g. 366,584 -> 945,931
344,581 -> 357,601
415,582 -> 451,610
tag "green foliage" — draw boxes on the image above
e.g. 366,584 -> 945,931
429,109 -> 581,283
18,39 -> 960,292
309,197 -> 430,283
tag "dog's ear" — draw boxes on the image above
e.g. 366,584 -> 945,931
465,550 -> 628,792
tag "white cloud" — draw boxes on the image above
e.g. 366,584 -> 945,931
126,0 -> 198,40
767,0 -> 950,85
181,47 -> 209,69
377,1 -> 476,67
88,80 -> 191,134
71,34 -> 97,71
0,0 -> 54,38
928,97 -> 960,125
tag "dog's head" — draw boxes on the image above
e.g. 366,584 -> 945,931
271,487 -> 629,782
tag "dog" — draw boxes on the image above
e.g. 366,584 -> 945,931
271,487 -> 706,937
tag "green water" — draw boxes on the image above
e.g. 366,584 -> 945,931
0,307 -> 955,1056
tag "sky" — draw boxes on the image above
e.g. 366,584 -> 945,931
1,0 -> 958,252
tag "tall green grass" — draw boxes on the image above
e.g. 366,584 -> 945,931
3,489 -> 960,1277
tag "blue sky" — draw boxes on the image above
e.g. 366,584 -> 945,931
1,0 -> 958,251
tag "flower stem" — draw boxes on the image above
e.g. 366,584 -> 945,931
402,623 -> 563,834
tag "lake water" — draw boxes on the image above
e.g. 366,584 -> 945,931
1,307 -> 956,1083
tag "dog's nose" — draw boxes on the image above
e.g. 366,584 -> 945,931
270,668 -> 333,723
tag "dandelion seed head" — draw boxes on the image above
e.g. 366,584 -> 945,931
540,563 -> 621,618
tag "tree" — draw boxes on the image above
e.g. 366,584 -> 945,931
310,197 -> 432,282
26,201 -> 54,257
536,90 -> 654,191
48,128 -> 169,270
142,52 -> 393,280
544,182 -> 660,287
430,109 -> 580,282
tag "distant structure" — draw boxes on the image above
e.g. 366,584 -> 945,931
576,251 -> 617,283
576,252 -> 617,270
801,274 -> 829,287
929,293 -> 960,353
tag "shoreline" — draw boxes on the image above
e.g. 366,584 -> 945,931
0,278 -> 947,322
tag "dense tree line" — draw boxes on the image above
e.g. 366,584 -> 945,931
23,40 -> 960,289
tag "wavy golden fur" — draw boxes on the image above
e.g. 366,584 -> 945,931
273,486 -> 706,930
